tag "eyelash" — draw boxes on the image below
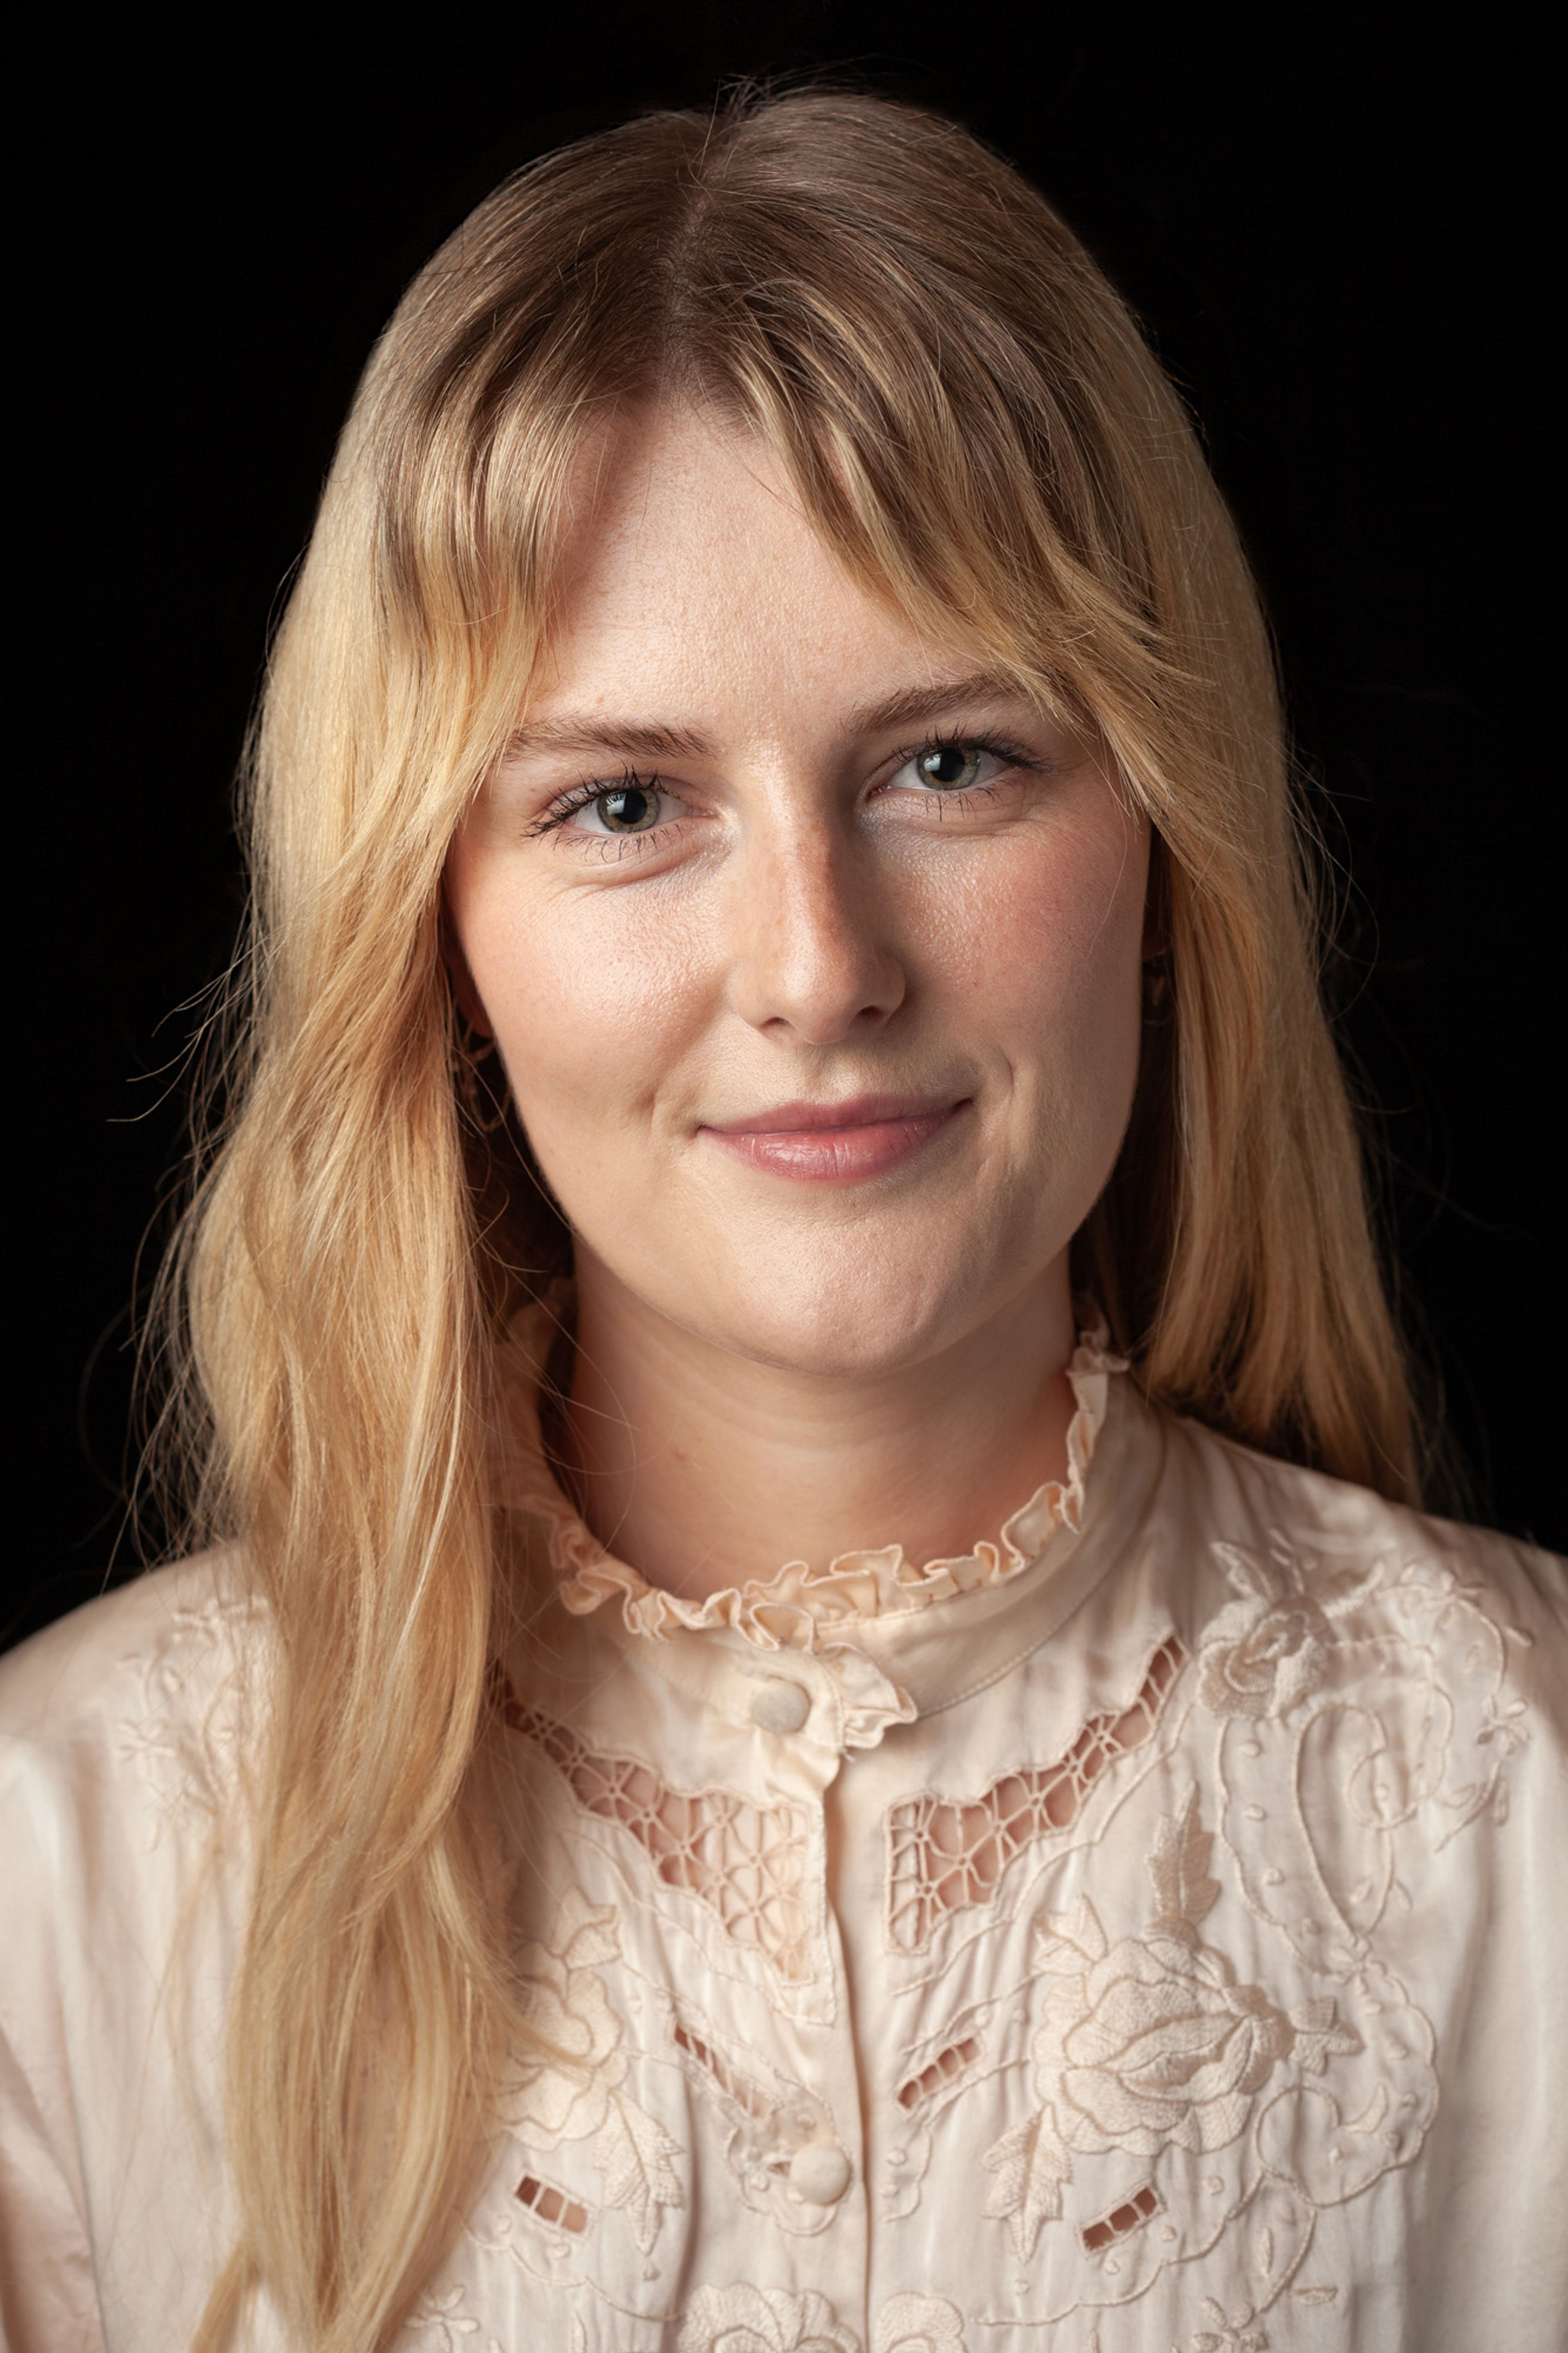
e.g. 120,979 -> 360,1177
525,765 -> 657,843
899,727 -> 1043,802
525,729 -> 1043,844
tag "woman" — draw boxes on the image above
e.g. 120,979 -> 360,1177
1,86 -> 1561,2353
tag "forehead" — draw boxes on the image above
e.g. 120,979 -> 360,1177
530,404 -> 974,733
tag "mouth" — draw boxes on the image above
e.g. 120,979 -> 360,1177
699,1092 -> 971,1182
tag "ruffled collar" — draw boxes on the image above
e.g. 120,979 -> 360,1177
489,1294 -> 1126,1688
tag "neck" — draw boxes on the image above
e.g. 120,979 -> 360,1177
556,1256 -> 1078,1601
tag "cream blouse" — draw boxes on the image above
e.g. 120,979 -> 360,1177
2,1317 -> 1566,2353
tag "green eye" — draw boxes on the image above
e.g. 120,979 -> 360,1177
916,745 -> 984,791
595,784 -> 662,832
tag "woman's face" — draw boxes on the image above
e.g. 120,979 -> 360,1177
445,405 -> 1148,1380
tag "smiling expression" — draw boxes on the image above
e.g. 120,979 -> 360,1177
444,404 -> 1150,1381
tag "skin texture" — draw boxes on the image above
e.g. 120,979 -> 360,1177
445,405 -> 1149,1598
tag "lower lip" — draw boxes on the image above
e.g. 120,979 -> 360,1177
702,1105 -> 965,1182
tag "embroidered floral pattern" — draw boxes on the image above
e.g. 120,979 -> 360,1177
984,1792 -> 1361,2259
679,2285 -> 860,2353
510,1887 -> 684,2253
1187,2299 -> 1266,2353
874,2294 -> 967,2351
672,2011 -> 841,2234
675,2288 -> 966,2353
1214,1547 -> 1535,1977
407,2283 -> 489,2347
115,1585 -> 264,1843
1196,1539 -> 1379,1721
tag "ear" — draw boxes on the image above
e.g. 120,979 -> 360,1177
438,890 -> 494,1038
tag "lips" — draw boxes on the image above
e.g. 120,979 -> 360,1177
700,1093 -> 970,1182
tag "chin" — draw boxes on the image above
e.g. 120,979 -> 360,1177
700,1265 -> 981,1382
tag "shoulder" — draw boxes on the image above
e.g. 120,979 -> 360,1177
1150,1405 -> 1568,1739
0,1550 -> 267,1824
1159,1403 -> 1566,1630
0,1552 -> 265,2066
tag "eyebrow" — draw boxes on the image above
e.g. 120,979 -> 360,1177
503,716 -> 710,761
842,670 -> 1028,736
501,669 -> 1028,763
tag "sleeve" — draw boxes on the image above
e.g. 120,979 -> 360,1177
1421,1532 -> 1568,2353
0,1733 -> 107,2353
0,1564 -> 254,2353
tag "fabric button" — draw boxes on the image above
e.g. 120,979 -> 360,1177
788,2140 -> 852,2204
748,1677 -> 811,1735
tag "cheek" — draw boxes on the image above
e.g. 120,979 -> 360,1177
455,875 -> 707,1177
927,814 -> 1147,1100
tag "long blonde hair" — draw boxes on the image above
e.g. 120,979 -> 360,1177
167,86 -> 1417,2349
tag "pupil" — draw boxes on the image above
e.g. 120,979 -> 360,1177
922,745 -> 978,789
599,785 -> 657,831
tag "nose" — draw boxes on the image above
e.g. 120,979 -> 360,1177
727,820 -> 905,1045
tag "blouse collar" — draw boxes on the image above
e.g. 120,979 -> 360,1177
489,1297 -> 1158,1752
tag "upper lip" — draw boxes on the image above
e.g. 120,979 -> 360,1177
702,1093 -> 967,1135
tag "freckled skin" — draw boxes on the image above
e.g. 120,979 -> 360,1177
445,406 -> 1149,1597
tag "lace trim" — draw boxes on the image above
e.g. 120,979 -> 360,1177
508,1699 -> 817,1984
489,1300 -> 1125,1655
886,1634 -> 1188,1952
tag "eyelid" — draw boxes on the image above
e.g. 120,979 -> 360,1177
526,767 -> 690,839
882,727 -> 1043,786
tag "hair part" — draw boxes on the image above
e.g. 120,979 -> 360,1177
167,85 -> 1418,2349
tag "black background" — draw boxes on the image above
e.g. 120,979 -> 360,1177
9,4 -> 1560,1650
